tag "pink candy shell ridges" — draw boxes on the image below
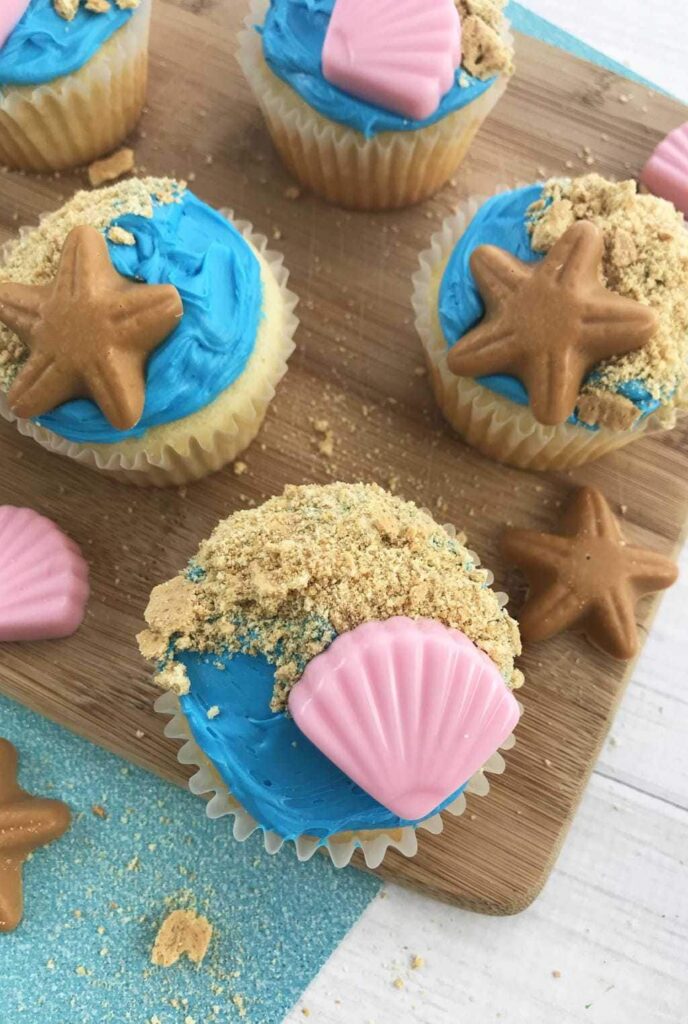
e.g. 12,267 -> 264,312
0,0 -> 30,50
289,616 -> 520,821
0,506 -> 90,642
322,0 -> 462,123
641,122 -> 688,217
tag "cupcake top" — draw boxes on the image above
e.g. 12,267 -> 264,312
441,174 -> 688,431
139,483 -> 523,839
0,177 -> 264,444
0,0 -> 141,88
260,0 -> 513,139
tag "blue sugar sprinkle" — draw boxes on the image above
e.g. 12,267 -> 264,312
0,696 -> 380,1024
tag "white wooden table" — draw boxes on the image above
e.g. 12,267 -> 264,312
286,4 -> 688,1022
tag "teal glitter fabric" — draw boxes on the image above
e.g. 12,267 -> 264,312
0,696 -> 380,1024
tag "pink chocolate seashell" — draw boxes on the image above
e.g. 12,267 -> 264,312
289,617 -> 519,821
641,122 -> 688,217
0,506 -> 90,643
0,0 -> 30,50
322,0 -> 462,123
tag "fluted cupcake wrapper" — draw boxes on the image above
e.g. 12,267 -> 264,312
0,0 -> 151,173
237,0 -> 510,212
153,691 -> 517,869
0,213 -> 298,487
152,529 -> 519,870
412,189 -> 681,471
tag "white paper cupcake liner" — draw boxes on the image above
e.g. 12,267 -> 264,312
0,0 -> 151,172
0,213 -> 298,487
412,188 -> 678,471
154,691 -> 518,870
237,0 -> 511,211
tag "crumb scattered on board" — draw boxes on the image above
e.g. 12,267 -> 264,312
88,148 -> 136,188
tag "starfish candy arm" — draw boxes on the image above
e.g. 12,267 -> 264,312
547,220 -> 604,286
502,529 -> 574,574
0,282 -> 46,340
517,582 -> 585,643
0,859 -> 23,933
0,741 -> 19,801
108,283 -> 183,349
565,487 -> 624,541
0,799 -> 71,854
581,292 -> 659,357
8,352 -> 78,419
0,739 -> 70,934
87,352 -> 147,431
524,348 -> 586,426
446,319 -> 518,377
60,225 -> 120,300
587,586 -> 639,659
625,547 -> 679,594
469,245 -> 531,308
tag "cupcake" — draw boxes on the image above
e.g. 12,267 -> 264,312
238,0 -> 513,212
0,177 -> 298,486
413,174 -> 688,471
140,483 -> 524,868
0,0 -> 151,173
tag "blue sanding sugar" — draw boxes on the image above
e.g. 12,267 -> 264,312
0,696 -> 381,1024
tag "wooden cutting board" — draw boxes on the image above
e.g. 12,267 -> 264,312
1,0 -> 687,915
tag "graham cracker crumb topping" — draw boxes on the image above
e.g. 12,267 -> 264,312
54,0 -> 140,16
107,226 -> 136,246
53,0 -> 79,19
0,177 -> 184,393
527,174 -> 688,429
457,0 -> 514,79
139,483 -> 523,710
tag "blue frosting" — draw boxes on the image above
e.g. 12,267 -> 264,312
0,0 -> 134,87
260,0 -> 496,139
438,185 -> 662,427
36,189 -> 263,444
178,649 -> 467,841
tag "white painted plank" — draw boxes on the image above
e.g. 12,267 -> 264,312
286,774 -> 688,1024
519,0 -> 688,102
596,545 -> 688,809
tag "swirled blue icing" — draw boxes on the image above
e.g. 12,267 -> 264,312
0,0 -> 135,87
260,0 -> 497,139
439,185 -> 662,428
178,649 -> 467,841
35,188 -> 263,445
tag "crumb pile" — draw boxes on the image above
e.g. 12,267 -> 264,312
139,482 -> 524,710
457,0 -> 514,79
528,174 -> 688,430
0,177 -> 184,392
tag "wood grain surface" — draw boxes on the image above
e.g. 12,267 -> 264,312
0,0 -> 686,915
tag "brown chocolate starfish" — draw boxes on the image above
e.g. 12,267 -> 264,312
0,225 -> 183,431
0,738 -> 71,933
447,221 -> 659,426
502,487 -> 678,660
